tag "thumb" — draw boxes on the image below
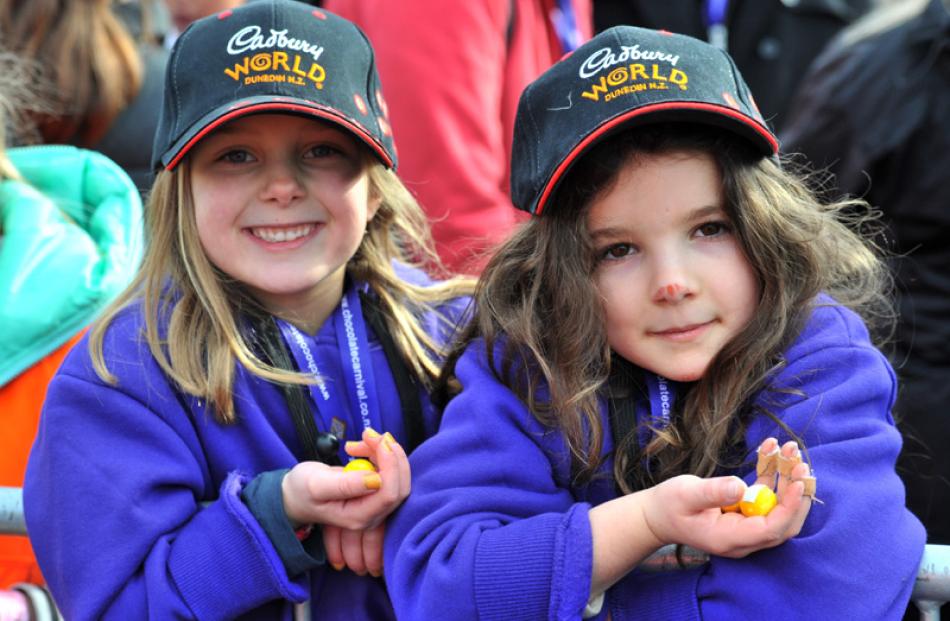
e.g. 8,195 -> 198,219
698,476 -> 745,509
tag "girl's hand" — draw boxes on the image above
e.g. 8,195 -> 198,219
281,428 -> 411,531
322,522 -> 385,577
643,438 -> 813,559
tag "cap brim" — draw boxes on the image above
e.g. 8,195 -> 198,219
533,101 -> 778,215
160,97 -> 394,170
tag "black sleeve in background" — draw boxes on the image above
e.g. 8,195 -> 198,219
779,38 -> 872,195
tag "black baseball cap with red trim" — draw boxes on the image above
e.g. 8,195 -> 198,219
152,0 -> 396,171
510,25 -> 778,216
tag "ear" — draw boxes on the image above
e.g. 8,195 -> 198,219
366,191 -> 382,223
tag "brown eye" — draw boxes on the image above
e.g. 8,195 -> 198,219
695,221 -> 728,237
221,149 -> 254,164
600,243 -> 636,261
306,144 -> 340,158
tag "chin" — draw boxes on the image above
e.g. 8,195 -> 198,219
664,370 -> 703,382
658,361 -> 709,383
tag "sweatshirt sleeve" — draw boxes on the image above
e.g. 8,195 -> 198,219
607,304 -> 926,620
384,344 -> 594,621
22,328 -> 307,620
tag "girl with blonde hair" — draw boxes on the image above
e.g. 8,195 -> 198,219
23,2 -> 471,619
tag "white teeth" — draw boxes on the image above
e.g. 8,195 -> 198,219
250,224 -> 313,243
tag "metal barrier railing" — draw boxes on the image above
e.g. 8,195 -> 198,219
1,486 -> 25,537
2,487 -> 948,618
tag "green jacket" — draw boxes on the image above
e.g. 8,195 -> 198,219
0,146 -> 143,386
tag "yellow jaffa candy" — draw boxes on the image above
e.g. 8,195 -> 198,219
343,458 -> 378,473
739,484 -> 777,517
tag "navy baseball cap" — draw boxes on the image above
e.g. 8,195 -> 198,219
152,0 -> 396,171
511,26 -> 779,216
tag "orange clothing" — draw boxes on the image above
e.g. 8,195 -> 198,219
0,333 -> 82,588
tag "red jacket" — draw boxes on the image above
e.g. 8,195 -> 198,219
324,0 -> 592,274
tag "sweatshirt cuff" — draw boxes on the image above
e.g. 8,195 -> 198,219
473,503 -> 592,621
242,468 -> 326,576
168,472 -> 309,619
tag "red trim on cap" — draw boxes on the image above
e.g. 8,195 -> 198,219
218,10 -> 232,19
312,9 -> 327,19
164,102 -> 393,170
533,102 -> 778,215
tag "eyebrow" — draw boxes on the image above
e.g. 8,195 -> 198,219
686,204 -> 725,222
589,204 -> 726,241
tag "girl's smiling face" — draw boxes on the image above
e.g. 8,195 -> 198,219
189,113 -> 379,330
588,150 -> 760,381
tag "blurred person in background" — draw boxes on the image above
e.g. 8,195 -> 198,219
160,0 -> 246,46
0,51 -> 143,619
591,0 -> 874,133
0,0 -> 167,194
782,0 -> 950,566
325,0 -> 593,274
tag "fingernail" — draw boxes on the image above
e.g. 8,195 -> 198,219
727,478 -> 742,500
369,568 -> 382,578
382,432 -> 396,452
331,562 -> 345,571
364,473 -> 382,490
344,441 -> 360,452
365,428 -> 381,439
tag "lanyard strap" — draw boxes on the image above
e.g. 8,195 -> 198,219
645,372 -> 674,431
253,315 -> 331,464
265,283 -> 426,463
704,0 -> 729,50
607,366 -> 678,492
552,0 -> 582,54
334,286 -> 381,434
278,285 -> 382,436
358,291 -> 426,455
278,321 -> 341,410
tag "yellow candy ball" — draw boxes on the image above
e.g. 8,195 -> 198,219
739,484 -> 777,517
343,458 -> 377,473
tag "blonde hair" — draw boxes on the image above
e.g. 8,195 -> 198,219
0,0 -> 143,146
90,150 -> 473,423
440,124 -> 893,490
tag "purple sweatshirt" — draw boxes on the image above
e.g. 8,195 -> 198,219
23,269 -> 468,620
385,298 -> 926,620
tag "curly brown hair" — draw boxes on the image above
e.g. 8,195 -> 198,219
439,124 -> 893,492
